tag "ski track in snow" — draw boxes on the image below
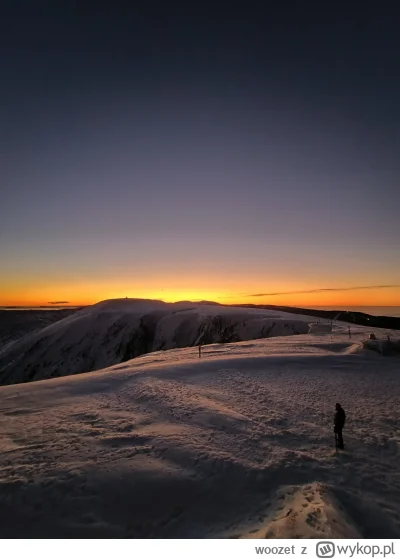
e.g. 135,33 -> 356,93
0,333 -> 399,538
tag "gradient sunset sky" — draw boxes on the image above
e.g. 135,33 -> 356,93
1,3 -> 399,307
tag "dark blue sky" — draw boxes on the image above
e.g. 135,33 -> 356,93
1,2 -> 399,305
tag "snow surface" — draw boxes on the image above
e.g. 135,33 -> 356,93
0,324 -> 399,538
308,323 -> 332,334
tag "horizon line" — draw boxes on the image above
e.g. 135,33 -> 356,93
2,301 -> 400,309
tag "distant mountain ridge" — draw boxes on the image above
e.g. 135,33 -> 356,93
0,308 -> 78,347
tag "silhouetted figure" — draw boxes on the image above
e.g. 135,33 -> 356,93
334,403 -> 346,449
348,326 -> 352,339
198,344 -> 202,358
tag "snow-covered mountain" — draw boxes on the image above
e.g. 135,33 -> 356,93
0,298 -> 313,386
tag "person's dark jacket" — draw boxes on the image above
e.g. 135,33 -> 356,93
334,406 -> 346,430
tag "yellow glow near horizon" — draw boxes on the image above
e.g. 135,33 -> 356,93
2,255 -> 400,308
1,284 -> 400,307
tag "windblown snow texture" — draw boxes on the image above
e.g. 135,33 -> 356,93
0,325 -> 399,538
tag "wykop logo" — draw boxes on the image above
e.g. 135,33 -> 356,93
316,542 -> 335,558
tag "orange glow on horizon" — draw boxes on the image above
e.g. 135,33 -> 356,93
1,264 -> 400,309
1,285 -> 400,308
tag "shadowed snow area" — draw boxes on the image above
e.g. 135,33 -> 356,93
0,331 -> 399,538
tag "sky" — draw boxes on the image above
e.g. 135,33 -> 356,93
1,2 -> 400,307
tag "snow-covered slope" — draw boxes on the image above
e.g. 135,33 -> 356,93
0,298 -> 312,385
0,331 -> 399,538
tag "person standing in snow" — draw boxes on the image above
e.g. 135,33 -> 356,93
334,403 -> 346,449
348,326 -> 352,339
198,343 -> 202,358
